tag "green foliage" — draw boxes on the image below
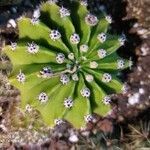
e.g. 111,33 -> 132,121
3,0 -> 131,128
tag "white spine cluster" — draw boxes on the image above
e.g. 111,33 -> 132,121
84,114 -> 94,123
7,19 -> 16,28
25,104 -> 32,112
72,73 -> 79,81
54,119 -> 64,126
27,42 -> 39,54
102,96 -> 111,105
16,70 -> 26,83
105,15 -> 112,24
97,33 -> 107,43
117,59 -> 125,69
102,73 -> 112,83
119,34 -> 126,46
38,92 -> 48,103
70,33 -> 80,44
90,61 -> 98,69
85,14 -> 98,26
80,87 -> 91,98
31,18 -> 39,25
40,67 -> 53,78
10,42 -> 17,51
59,7 -> 70,18
85,74 -> 94,82
80,44 -> 89,53
60,74 -> 70,84
68,53 -> 75,60
121,83 -> 128,94
56,53 -> 65,64
49,30 -> 61,41
97,49 -> 107,58
64,97 -> 74,108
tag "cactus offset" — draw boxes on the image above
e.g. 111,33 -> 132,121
3,0 -> 131,128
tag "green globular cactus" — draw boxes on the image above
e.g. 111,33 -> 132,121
3,0 -> 131,128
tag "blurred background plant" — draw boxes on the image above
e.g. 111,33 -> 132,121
0,0 -> 23,6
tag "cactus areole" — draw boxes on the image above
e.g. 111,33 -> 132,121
4,1 -> 131,128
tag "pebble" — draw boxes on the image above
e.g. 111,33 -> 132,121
68,134 -> 79,143
7,19 -> 16,28
81,130 -> 90,137
33,8 -> 40,18
140,45 -> 149,56
0,107 -> 2,116
137,66 -> 142,72
128,93 -> 140,105
137,28 -> 147,35
139,88 -> 145,94
11,7 -> 17,13
0,124 -> 7,132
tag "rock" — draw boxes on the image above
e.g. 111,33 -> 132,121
68,134 -> 79,143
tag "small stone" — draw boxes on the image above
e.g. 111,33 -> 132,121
128,93 -> 140,105
140,45 -> 149,56
139,88 -> 145,94
137,28 -> 147,35
33,8 -> 40,18
11,7 -> 17,13
69,134 -> 79,143
0,124 -> 7,132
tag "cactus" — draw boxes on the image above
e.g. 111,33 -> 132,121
3,0 -> 131,128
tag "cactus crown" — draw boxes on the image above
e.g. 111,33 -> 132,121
4,0 -> 130,128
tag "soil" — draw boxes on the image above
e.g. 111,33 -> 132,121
0,0 -> 150,149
